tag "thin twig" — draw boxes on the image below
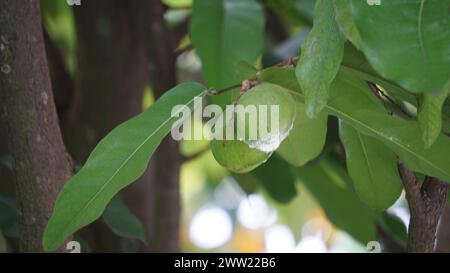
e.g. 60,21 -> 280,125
208,83 -> 242,96
208,56 -> 298,97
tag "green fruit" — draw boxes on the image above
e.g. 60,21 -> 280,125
211,138 -> 270,173
210,83 -> 294,173
236,83 -> 296,152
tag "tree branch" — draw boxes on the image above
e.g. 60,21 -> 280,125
65,0 -> 151,252
0,0 -> 73,252
436,204 -> 450,252
397,160 -> 449,252
133,0 -> 182,252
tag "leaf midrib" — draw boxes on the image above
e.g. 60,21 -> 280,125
356,131 -> 379,205
49,93 -> 205,248
417,0 -> 427,59
282,89 -> 449,179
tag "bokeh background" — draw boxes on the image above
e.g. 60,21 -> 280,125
0,0 -> 413,253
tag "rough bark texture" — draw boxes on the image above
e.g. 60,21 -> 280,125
136,0 -> 181,252
0,0 -> 73,252
61,0 -> 152,252
436,205 -> 450,252
398,161 -> 449,253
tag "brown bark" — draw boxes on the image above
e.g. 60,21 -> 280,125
0,0 -> 73,252
436,205 -> 450,252
398,161 -> 449,252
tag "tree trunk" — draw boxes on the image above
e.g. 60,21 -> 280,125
436,205 -> 450,252
66,0 -> 149,161
0,0 -> 73,252
135,0 -> 182,252
398,161 -> 449,252
62,0 -> 153,252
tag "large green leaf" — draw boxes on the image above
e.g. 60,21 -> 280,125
418,81 -> 450,148
350,111 -> 450,183
103,196 -> 145,242
333,0 -> 362,50
352,0 -> 450,94
296,0 -> 345,118
253,155 -> 298,204
43,83 -> 207,251
341,44 -> 416,106
277,102 -> 328,166
296,159 -> 376,244
339,122 -> 403,211
190,0 -> 264,105
260,67 -> 450,182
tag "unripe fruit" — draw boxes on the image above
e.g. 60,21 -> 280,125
236,82 -> 296,152
211,138 -> 270,173
210,83 -> 295,173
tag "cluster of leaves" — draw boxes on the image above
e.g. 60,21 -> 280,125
41,0 -> 450,251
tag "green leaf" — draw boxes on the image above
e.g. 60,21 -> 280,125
190,0 -> 264,105
340,44 -> 416,106
235,60 -> 258,80
43,83 -> 207,251
333,0 -> 362,50
352,0 -> 450,94
253,155 -> 298,204
351,111 -> 450,183
296,0 -> 345,118
418,81 -> 450,148
103,196 -> 145,242
339,122 -> 402,210
261,67 -> 450,182
295,159 -> 376,244
277,102 -> 328,166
